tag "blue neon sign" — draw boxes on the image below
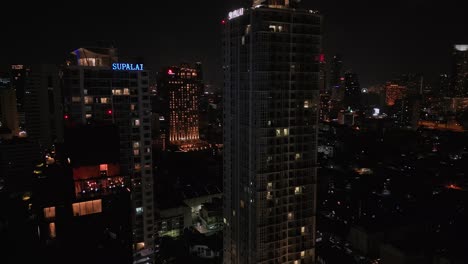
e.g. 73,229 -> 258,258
112,63 -> 144,71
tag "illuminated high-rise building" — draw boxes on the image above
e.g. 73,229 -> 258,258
157,64 -> 202,148
223,1 -> 321,263
385,81 -> 407,106
451,44 -> 468,97
61,47 -> 154,263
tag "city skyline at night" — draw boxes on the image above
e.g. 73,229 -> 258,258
1,1 -> 467,87
1,1 -> 468,264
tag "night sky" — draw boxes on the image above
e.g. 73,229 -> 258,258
1,0 -> 467,87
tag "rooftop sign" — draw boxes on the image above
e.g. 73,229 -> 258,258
228,8 -> 244,20
112,63 -> 144,71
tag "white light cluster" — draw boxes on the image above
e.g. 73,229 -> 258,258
455,45 -> 468,51
228,8 -> 244,20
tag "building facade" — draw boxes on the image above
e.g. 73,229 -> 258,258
343,71 -> 361,109
61,47 -> 154,263
329,54 -> 343,101
385,82 -> 407,106
0,88 -> 20,136
223,1 -> 321,263
24,64 -> 63,148
451,45 -> 468,97
157,64 -> 202,147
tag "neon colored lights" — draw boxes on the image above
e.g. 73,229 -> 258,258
112,63 -> 144,71
107,110 -> 113,115
318,54 -> 325,63
168,69 -> 175,75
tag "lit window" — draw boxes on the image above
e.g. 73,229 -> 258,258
276,129 -> 282,137
134,149 -> 140,156
267,182 -> 273,190
240,200 -> 245,208
136,207 -> 143,215
267,192 -> 272,200
112,89 -> 122,95
301,226 -> 306,234
99,164 -> 108,172
49,222 -> 56,238
288,212 -> 293,220
301,251 -> 305,258
72,200 -> 102,216
267,120 -> 272,127
72,96 -> 81,103
304,100 -> 310,108
295,153 -> 301,160
133,142 -> 140,149
134,163 -> 141,171
267,156 -> 273,163
85,114 -> 92,119
84,96 -> 93,104
134,119 -> 140,126
294,260 -> 299,264
44,207 -> 56,219
136,242 -> 145,251
295,187 -> 302,195
100,97 -> 110,104
284,128 -> 289,136
123,88 -> 130,95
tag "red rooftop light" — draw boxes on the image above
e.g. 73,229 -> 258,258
107,110 -> 112,115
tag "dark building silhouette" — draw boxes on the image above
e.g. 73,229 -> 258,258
330,54 -> 344,101
344,71 -> 361,109
451,45 -> 468,97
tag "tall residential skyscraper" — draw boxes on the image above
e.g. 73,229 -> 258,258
385,81 -> 407,106
451,45 -> 468,97
223,1 -> 321,263
24,64 -> 63,148
61,47 -> 154,263
329,54 -> 343,100
343,71 -> 361,109
439,73 -> 450,97
10,65 -> 28,112
157,64 -> 202,148
0,88 -> 20,137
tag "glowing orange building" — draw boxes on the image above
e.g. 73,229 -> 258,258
386,82 -> 407,106
158,64 -> 202,146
